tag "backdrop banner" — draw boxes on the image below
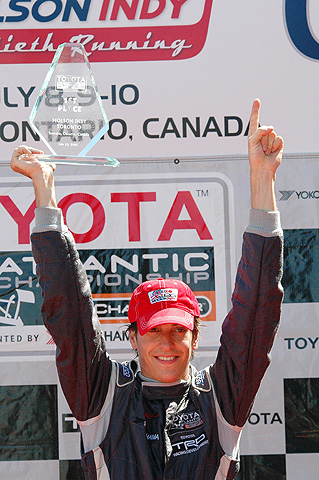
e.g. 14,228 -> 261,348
1,153 -> 319,479
0,0 -> 318,161
1,0 -> 319,478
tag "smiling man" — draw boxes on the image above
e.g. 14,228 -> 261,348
128,277 -> 201,383
10,99 -> 284,480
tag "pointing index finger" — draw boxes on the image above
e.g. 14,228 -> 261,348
248,98 -> 261,137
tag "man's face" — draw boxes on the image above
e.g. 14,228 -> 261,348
129,323 -> 199,383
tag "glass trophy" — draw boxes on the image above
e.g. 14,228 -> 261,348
29,42 -> 119,167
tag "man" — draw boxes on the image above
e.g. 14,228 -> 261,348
11,99 -> 283,479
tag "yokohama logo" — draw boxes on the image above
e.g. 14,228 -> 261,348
0,0 -> 213,64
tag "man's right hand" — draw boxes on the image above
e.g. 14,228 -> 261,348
11,145 -> 58,208
11,145 -> 52,178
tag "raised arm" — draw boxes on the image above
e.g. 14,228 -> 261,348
11,146 -> 111,422
211,99 -> 284,428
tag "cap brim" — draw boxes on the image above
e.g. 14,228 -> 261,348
138,308 -> 194,336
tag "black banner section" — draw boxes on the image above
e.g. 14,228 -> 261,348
284,377 -> 319,454
282,229 -> 319,303
0,384 -> 58,461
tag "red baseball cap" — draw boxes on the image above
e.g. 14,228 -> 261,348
128,278 -> 200,335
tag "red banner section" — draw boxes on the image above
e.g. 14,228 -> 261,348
0,0 -> 213,64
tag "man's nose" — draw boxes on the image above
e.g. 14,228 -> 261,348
159,332 -> 175,349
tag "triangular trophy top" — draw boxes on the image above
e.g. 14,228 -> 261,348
29,42 -> 119,167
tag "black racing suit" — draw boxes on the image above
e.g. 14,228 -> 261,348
31,208 -> 283,480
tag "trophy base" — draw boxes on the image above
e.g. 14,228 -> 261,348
37,154 -> 120,167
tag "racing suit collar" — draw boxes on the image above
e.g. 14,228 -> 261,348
139,373 -> 191,401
